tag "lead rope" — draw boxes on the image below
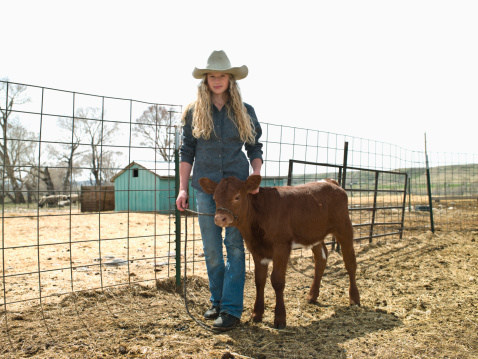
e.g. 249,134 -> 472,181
182,208 -> 237,333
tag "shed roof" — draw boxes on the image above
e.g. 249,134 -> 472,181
110,161 -> 175,182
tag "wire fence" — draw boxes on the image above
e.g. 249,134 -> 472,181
1,81 -> 477,349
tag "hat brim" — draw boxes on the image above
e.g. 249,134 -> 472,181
192,65 -> 248,80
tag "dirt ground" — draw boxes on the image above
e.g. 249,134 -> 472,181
1,226 -> 477,358
0,211 -> 207,305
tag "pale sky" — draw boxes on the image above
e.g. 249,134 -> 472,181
2,0 -> 477,155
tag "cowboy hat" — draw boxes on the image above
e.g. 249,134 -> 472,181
192,50 -> 248,80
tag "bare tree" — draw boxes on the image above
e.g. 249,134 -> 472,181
24,167 -> 39,204
98,151 -> 121,185
0,81 -> 35,203
47,117 -> 89,192
76,107 -> 121,185
40,166 -> 56,195
134,105 -> 177,161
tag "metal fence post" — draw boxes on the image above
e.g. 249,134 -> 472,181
369,172 -> 379,243
287,160 -> 293,186
174,127 -> 181,287
424,134 -> 435,233
425,159 -> 435,233
400,173 -> 409,239
341,141 -> 349,190
335,141 -> 349,252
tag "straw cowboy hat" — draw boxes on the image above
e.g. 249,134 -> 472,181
192,50 -> 248,80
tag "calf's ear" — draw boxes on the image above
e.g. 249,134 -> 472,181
245,175 -> 262,193
199,177 -> 218,194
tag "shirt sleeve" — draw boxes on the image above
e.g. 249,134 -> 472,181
244,104 -> 264,164
179,108 -> 197,165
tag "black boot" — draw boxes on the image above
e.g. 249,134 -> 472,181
204,306 -> 220,320
212,313 -> 240,331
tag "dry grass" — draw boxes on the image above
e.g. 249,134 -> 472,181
1,225 -> 478,358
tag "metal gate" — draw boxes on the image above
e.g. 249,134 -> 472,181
287,159 -> 408,246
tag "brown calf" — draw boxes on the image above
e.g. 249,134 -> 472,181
199,175 -> 360,329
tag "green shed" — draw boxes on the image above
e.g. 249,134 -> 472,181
111,161 -> 288,213
111,161 -> 195,212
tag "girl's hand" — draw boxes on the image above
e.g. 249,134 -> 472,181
176,190 -> 189,211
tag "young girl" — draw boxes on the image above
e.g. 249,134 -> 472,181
176,50 -> 263,330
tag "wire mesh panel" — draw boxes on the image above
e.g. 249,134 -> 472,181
259,123 -> 478,233
426,153 -> 478,231
1,81 -> 182,319
1,80 -> 478,354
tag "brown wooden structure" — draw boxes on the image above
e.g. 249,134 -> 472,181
80,186 -> 115,212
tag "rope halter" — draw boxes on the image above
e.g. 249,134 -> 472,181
215,207 -> 239,222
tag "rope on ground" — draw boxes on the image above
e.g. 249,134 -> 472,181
182,209 -> 237,333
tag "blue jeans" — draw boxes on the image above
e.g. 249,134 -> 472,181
196,190 -> 245,319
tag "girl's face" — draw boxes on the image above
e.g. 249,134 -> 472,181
206,72 -> 230,96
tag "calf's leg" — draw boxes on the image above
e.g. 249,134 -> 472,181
307,241 -> 328,303
252,256 -> 268,323
270,249 -> 290,329
334,222 -> 360,306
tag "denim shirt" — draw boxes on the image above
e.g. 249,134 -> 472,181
180,103 -> 263,191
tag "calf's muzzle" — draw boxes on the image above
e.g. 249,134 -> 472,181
214,207 -> 238,227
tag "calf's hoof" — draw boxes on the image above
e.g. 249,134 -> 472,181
273,320 -> 286,330
306,294 -> 318,304
307,289 -> 320,303
349,294 -> 361,306
251,313 -> 263,323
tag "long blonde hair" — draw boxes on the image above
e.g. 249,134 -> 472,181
182,74 -> 256,144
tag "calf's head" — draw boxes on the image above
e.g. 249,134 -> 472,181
199,175 -> 262,228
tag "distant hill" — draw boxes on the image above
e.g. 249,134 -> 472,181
288,163 -> 478,196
